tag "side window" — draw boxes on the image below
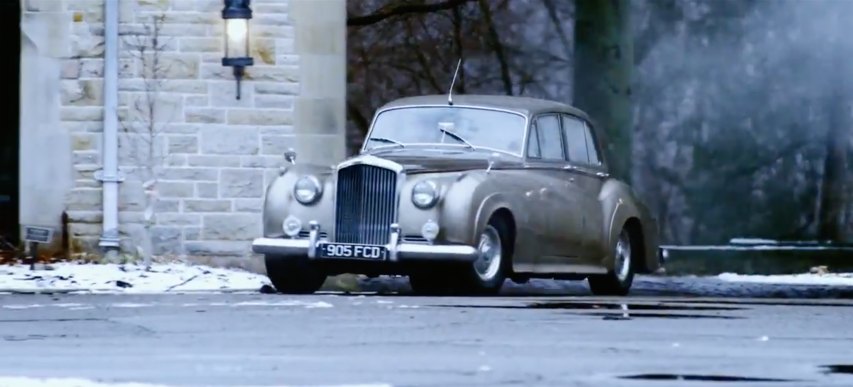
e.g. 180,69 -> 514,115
526,122 -> 541,158
536,115 -> 564,160
583,122 -> 601,165
561,115 -> 590,164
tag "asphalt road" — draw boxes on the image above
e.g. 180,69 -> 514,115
0,291 -> 852,387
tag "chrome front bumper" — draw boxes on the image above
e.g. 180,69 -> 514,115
251,222 -> 479,263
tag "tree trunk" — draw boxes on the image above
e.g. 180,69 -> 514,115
817,85 -> 850,242
572,0 -> 634,183
817,9 -> 851,243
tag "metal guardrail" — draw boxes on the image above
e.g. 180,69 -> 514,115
662,238 -> 853,252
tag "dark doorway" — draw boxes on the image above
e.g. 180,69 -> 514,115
0,1 -> 20,246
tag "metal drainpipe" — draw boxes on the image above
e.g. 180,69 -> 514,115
97,0 -> 122,251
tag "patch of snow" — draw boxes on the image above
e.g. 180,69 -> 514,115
0,377 -> 393,387
0,262 -> 270,294
729,238 -> 779,245
231,300 -> 333,308
0,376 -> 171,387
53,303 -> 85,308
718,272 -> 853,286
109,303 -> 155,308
661,244 -> 853,251
305,301 -> 333,308
1,304 -> 44,310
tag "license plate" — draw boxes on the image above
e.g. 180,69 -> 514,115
316,243 -> 387,260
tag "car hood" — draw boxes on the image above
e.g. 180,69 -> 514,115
369,149 -> 523,174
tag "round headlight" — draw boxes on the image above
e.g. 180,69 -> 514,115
294,175 -> 322,204
412,180 -> 439,209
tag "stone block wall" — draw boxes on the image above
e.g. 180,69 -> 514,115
22,0 -> 346,258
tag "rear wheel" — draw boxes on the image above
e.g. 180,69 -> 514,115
264,255 -> 327,294
588,227 -> 634,296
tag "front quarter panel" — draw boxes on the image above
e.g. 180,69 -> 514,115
396,169 -> 535,268
262,164 -> 335,238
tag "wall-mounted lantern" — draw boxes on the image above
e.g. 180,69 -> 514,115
221,0 -> 254,100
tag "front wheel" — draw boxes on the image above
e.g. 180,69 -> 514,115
461,221 -> 509,294
264,255 -> 327,294
408,216 -> 511,296
588,227 -> 635,296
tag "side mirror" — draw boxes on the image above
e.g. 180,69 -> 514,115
284,148 -> 297,164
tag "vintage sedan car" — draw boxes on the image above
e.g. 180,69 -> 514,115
251,94 -> 662,295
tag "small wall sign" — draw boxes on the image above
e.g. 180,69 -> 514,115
23,225 -> 53,244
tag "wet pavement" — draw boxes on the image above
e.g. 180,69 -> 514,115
0,289 -> 852,386
359,274 -> 853,299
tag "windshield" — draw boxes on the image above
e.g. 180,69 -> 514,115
364,106 -> 527,155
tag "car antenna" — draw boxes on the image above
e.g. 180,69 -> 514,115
447,58 -> 462,106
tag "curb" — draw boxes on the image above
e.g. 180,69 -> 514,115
661,247 -> 853,276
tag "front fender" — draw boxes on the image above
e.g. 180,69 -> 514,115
442,171 -> 521,246
261,164 -> 335,237
397,171 -> 520,247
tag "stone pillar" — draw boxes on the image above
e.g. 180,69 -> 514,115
290,0 -> 347,166
19,0 -> 77,250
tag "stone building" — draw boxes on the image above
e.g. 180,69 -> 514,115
3,0 -> 347,260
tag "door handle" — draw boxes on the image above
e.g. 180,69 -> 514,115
596,172 -> 609,178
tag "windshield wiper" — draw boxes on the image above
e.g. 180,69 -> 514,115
369,137 -> 405,148
439,127 -> 475,150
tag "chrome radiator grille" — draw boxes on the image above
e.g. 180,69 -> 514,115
334,164 -> 397,245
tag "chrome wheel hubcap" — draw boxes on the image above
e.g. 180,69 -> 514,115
474,225 -> 502,281
615,230 -> 632,282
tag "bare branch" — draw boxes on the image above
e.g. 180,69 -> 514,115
347,0 -> 476,27
542,0 -> 572,63
477,0 -> 513,95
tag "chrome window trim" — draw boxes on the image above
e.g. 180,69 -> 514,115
360,104 -> 530,158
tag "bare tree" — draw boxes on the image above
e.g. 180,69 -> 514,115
119,14 -> 176,268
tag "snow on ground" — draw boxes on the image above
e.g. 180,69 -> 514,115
0,262 -> 271,294
0,376 -> 392,387
719,272 -> 853,286
0,376 -> 170,387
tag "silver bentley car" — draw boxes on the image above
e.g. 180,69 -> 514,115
251,94 -> 662,295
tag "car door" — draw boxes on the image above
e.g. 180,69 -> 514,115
524,113 -> 585,265
561,114 -> 607,260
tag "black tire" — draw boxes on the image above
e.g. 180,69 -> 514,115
408,267 -> 457,296
588,227 -> 635,296
264,255 -> 326,294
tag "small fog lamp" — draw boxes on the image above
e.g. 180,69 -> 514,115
282,215 -> 302,237
421,220 -> 440,242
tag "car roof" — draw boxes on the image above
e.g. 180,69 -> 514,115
378,94 -> 591,120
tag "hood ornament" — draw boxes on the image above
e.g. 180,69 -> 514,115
284,148 -> 297,165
